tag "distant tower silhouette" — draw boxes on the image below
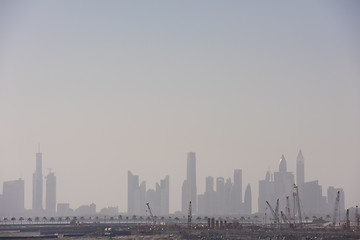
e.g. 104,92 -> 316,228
244,184 -> 252,214
182,152 -> 197,213
32,147 -> 43,213
296,149 -> 305,186
231,169 -> 242,213
45,171 -> 56,216
279,154 -> 287,172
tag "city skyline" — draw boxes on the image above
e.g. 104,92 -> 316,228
0,148 -> 349,217
1,1 -> 359,215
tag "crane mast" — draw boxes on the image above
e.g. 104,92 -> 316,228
286,196 -> 292,224
294,184 -> 302,226
333,191 -> 340,228
187,201 -> 192,229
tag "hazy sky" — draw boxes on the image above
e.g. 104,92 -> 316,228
1,1 -> 359,214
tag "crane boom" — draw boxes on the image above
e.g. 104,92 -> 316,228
146,202 -> 155,226
266,199 -> 279,225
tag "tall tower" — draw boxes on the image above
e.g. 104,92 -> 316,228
32,148 -> 43,213
296,149 -> 305,186
244,184 -> 252,214
231,169 -> 242,213
127,171 -> 138,214
182,152 -> 197,213
45,172 -> 56,216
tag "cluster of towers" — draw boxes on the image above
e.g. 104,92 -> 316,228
0,148 -> 56,218
127,171 -> 169,216
32,149 -> 57,216
258,150 -> 345,217
181,152 -> 252,216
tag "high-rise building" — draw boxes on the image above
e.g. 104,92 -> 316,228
244,184 -> 252,215
33,150 -> 43,213
258,171 -> 275,213
274,155 -> 295,211
45,172 -> 56,216
0,179 -> 25,216
182,152 -> 197,213
206,176 -> 214,193
159,176 -> 169,215
231,169 -> 242,213
296,149 -> 305,187
146,176 -> 170,216
215,177 -> 225,215
128,171 -> 146,215
198,176 -> 216,216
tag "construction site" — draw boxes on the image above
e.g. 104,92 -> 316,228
1,192 -> 360,240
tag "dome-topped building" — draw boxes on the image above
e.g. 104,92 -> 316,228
279,154 -> 287,172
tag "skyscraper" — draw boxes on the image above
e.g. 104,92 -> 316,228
258,170 -> 275,213
1,179 -> 24,216
145,175 -> 170,216
231,169 -> 242,213
244,184 -> 252,215
296,149 -> 305,187
45,172 -> 56,216
274,155 -> 295,212
127,171 -> 146,215
182,152 -> 197,213
32,150 -> 43,213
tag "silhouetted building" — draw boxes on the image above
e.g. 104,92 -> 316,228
274,155 -> 295,211
215,177 -> 225,215
258,171 -> 275,213
75,203 -> 96,216
244,184 -> 252,214
231,169 -> 242,214
33,150 -> 43,214
146,175 -> 169,216
0,179 -> 24,217
127,171 -> 146,215
301,180 -> 326,216
45,172 -> 56,216
57,203 -> 72,217
198,176 -> 216,215
182,152 -> 197,213
99,206 -> 118,216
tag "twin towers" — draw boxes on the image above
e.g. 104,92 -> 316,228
32,149 -> 56,216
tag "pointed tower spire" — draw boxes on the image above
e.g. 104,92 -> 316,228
279,154 -> 287,172
296,149 -> 305,186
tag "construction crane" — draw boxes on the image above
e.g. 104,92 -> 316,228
286,196 -> 292,223
187,201 -> 192,229
285,196 -> 295,228
356,205 -> 359,231
280,211 -> 289,225
146,202 -> 156,227
355,205 -> 360,231
266,199 -> 279,227
293,184 -> 302,227
333,191 -> 340,228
